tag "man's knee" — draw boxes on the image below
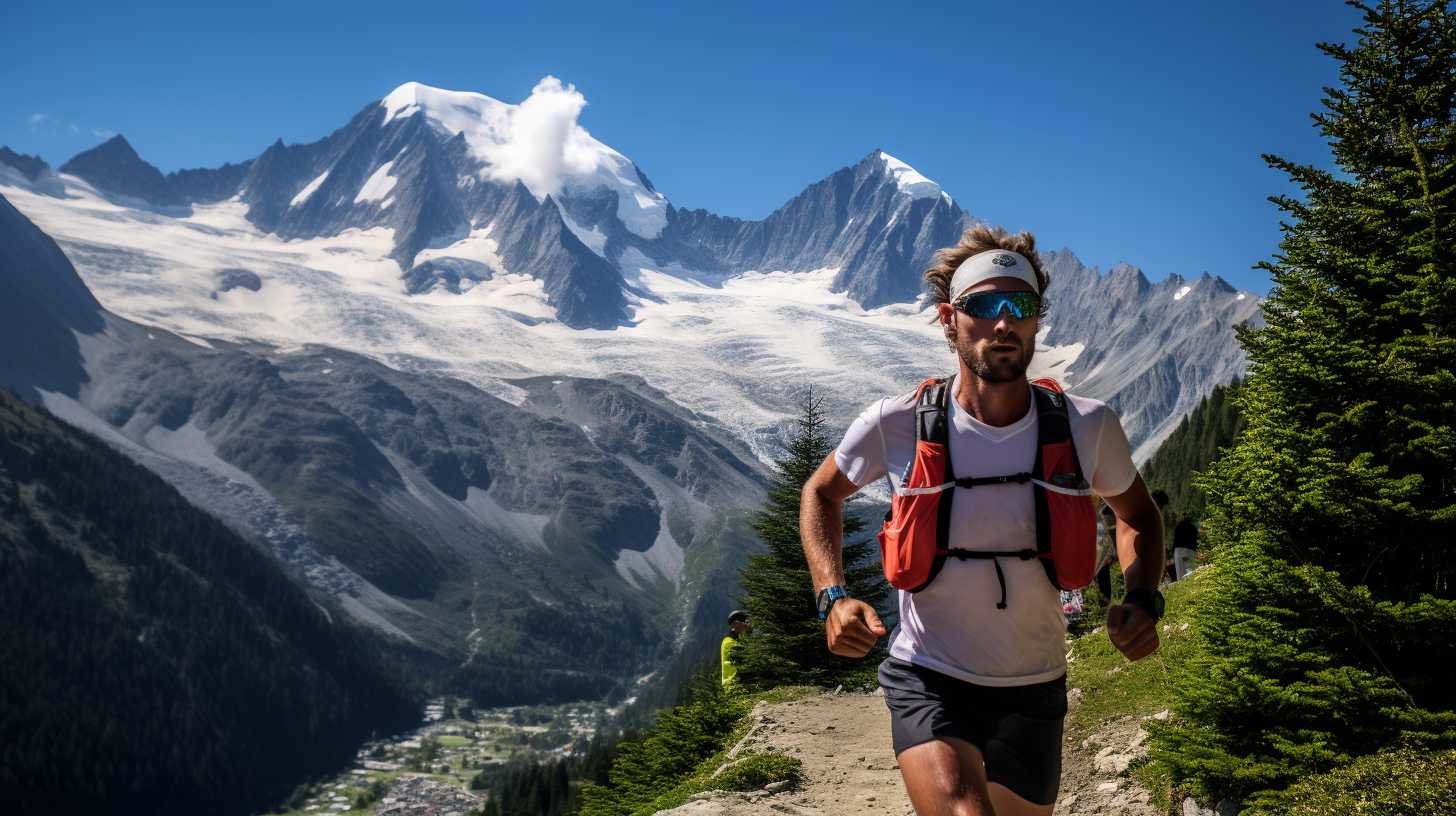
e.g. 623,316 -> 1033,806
943,793 -> 995,816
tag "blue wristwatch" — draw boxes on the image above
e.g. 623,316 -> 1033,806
816,585 -> 848,620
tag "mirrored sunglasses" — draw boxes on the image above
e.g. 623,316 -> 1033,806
953,290 -> 1042,320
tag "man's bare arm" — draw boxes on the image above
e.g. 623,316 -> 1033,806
1102,473 -> 1165,592
800,452 -> 886,657
800,452 -> 860,591
1100,473 -> 1164,661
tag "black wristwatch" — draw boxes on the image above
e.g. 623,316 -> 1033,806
1123,587 -> 1165,622
816,585 -> 848,620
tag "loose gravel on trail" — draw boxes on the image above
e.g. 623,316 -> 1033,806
655,688 -> 1161,815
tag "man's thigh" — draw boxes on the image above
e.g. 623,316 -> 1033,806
897,736 -> 994,816
880,660 -> 1066,814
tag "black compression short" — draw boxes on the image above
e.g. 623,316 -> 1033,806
878,658 -> 1068,806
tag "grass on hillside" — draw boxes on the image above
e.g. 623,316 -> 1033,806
1065,567 -> 1208,737
1066,567 -> 1212,809
622,684 -> 817,816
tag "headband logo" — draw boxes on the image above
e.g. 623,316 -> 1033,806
991,254 -> 1017,267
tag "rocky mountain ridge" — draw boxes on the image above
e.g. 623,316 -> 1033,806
0,81 -> 1259,456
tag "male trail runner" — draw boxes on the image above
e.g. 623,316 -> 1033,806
800,225 -> 1165,816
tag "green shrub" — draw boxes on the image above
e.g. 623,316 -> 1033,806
578,681 -> 815,816
579,679 -> 740,815
710,753 -> 802,792
1245,749 -> 1456,816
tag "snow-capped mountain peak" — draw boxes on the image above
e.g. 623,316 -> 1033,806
878,150 -> 947,202
382,81 -> 506,126
380,79 -> 667,238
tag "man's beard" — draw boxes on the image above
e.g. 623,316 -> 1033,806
958,337 -> 1034,383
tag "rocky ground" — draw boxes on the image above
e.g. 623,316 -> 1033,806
657,689 -> 1165,816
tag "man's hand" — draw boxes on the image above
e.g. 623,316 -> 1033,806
826,598 -> 887,658
1106,602 -> 1159,661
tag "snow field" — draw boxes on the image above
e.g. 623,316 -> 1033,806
4,177 -> 1085,467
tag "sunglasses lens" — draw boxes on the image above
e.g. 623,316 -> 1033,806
956,291 -> 1040,319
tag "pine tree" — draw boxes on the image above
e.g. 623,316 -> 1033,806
733,388 -> 890,688
1151,2 -> 1456,807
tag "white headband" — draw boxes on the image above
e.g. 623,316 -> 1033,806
948,250 -> 1040,302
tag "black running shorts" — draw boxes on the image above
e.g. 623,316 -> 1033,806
878,658 -> 1068,806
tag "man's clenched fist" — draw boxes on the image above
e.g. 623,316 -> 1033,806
1106,602 -> 1160,661
826,598 -> 887,658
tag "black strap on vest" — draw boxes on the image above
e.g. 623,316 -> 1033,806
940,548 -> 1039,609
913,377 -> 1082,609
1029,381 -> 1082,587
917,380 -> 956,591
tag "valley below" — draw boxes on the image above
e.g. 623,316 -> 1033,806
273,696 -> 623,816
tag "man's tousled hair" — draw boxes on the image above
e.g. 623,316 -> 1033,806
923,224 -> 1051,318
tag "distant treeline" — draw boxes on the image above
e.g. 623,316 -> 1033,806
471,734 -> 619,816
1141,378 -> 1245,522
0,390 -> 418,816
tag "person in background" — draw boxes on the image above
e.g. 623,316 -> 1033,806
721,610 -> 751,686
1095,503 -> 1117,600
1172,516 -> 1199,581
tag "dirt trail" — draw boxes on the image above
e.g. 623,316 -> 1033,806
657,689 -> 1160,816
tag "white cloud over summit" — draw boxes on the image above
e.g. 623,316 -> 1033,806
483,76 -> 598,200
379,77 -> 667,238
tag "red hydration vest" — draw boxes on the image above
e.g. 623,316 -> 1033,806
875,376 -> 1098,608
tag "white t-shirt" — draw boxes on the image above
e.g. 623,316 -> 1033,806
834,376 -> 1138,686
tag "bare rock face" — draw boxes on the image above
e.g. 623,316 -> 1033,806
59,135 -> 182,207
667,150 -> 971,307
1040,250 -> 1261,457
0,146 -> 51,181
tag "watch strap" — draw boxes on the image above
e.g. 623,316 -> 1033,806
816,585 -> 848,620
1124,587 -> 1164,622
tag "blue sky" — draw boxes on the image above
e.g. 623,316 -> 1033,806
3,0 -> 1361,294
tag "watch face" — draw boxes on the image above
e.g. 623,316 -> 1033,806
816,587 -> 845,617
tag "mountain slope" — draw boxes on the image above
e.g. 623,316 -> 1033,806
1040,250 -> 1260,458
197,82 -> 644,329
58,134 -> 181,207
0,194 -> 104,400
666,150 -> 971,305
0,188 -> 767,706
0,387 -> 417,816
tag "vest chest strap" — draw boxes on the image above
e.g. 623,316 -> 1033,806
933,548 -> 1041,610
890,477 -> 1093,498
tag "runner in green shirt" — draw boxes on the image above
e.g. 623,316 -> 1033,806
721,610 -> 751,686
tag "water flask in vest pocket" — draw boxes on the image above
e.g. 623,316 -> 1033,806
877,437 -> 949,592
1035,438 -> 1098,589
